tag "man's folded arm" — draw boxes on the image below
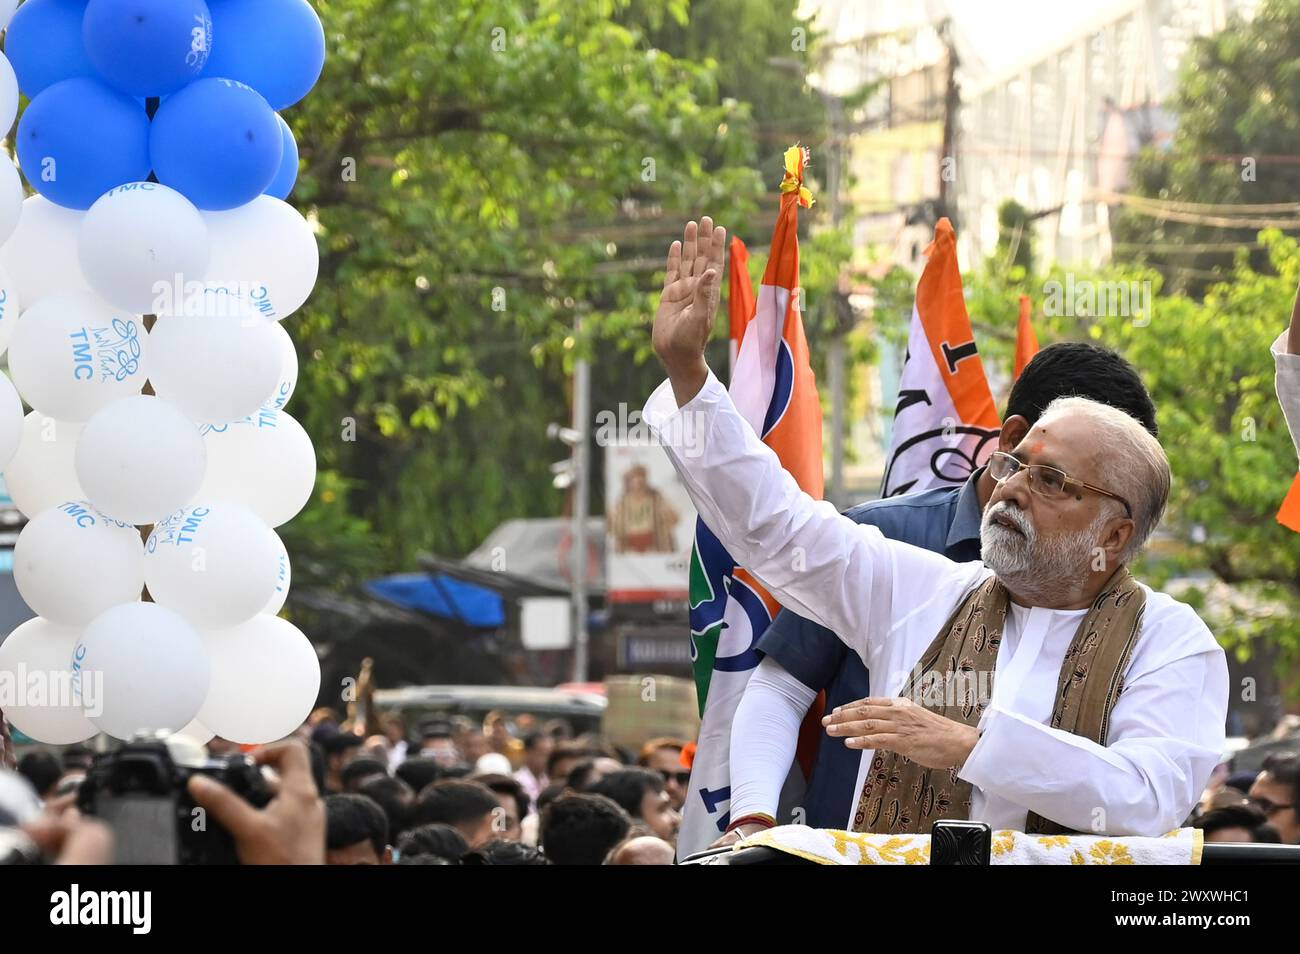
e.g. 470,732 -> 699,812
958,646 -> 1228,836
729,657 -> 818,824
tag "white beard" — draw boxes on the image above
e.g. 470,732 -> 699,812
980,501 -> 1108,603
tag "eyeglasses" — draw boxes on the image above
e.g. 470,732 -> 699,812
659,769 -> 691,787
1252,797 -> 1295,817
987,451 -> 1132,519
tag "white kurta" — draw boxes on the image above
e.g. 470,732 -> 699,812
1274,330 -> 1300,461
644,373 -> 1228,836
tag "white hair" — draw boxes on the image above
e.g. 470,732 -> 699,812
1037,395 -> 1169,564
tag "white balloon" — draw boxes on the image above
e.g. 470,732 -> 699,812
78,183 -> 210,315
13,501 -> 144,626
8,293 -> 149,421
144,502 -> 280,627
2,413 -> 84,517
0,157 -> 22,247
0,196 -> 90,305
0,617 -> 97,745
76,602 -> 210,741
269,321 -> 298,410
170,718 -> 214,746
0,370 -> 21,470
75,395 -> 206,525
0,265 -> 19,358
0,52 -> 15,138
147,315 -> 281,424
199,615 -> 319,744
202,196 -> 319,321
198,408 -> 315,527
264,530 -> 291,615
0,0 -> 16,32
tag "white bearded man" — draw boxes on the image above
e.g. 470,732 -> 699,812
647,217 -> 1228,838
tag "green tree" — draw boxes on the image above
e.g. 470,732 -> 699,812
1113,0 -> 1300,296
279,0 -> 840,595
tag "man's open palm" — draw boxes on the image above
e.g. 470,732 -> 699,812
653,217 -> 727,373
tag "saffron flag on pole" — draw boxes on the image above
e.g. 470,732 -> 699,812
680,146 -> 823,859
728,236 -> 756,380
1014,293 -> 1039,381
881,218 -> 1000,497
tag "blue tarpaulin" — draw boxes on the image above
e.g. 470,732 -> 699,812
365,573 -> 506,628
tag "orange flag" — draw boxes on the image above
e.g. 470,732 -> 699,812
1278,473 -> 1300,532
882,218 -> 1001,496
1014,294 -> 1039,380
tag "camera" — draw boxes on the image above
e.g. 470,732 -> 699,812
78,736 -> 272,865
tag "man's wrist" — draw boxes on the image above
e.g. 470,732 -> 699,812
954,724 -> 981,771
666,357 -> 710,407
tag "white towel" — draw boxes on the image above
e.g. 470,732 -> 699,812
735,825 -> 1203,865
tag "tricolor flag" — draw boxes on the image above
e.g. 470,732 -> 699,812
1014,294 -> 1040,381
681,146 -> 823,859
881,218 -> 1000,497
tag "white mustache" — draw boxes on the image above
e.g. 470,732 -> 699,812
984,501 -> 1033,538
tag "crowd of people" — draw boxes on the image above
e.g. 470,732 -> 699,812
2,700 -> 1297,865
0,705 -> 692,865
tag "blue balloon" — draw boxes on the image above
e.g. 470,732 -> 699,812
5,0 -> 96,98
150,77 -> 283,211
201,0 -> 325,110
266,114 -> 300,200
83,0 -> 214,97
15,78 -> 153,210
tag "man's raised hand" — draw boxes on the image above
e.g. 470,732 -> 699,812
653,217 -> 726,406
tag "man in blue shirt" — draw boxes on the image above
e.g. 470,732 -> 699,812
726,343 -> 1161,837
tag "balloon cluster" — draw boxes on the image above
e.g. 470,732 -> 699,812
0,0 -> 323,745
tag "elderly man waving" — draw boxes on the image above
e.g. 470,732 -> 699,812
646,218 -> 1227,837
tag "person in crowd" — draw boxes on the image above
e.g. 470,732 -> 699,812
484,710 -> 523,766
638,738 -> 689,811
314,728 -> 364,795
546,742 -> 594,787
462,840 -> 550,865
1194,802 -> 1281,844
539,793 -> 632,865
324,793 -> 393,865
416,722 -> 462,768
361,775 -> 416,841
16,750 -> 62,802
396,823 -> 470,863
606,834 -> 677,865
341,757 -> 389,794
394,756 -> 442,794
410,779 -> 501,848
474,773 -> 529,843
1249,752 -> 1300,844
188,740 -> 326,865
361,735 -> 393,765
474,752 -> 514,776
380,714 -> 409,769
567,756 -> 625,792
514,731 -> 554,808
590,768 -> 681,844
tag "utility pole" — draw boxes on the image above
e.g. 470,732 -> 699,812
825,91 -> 847,509
570,314 -> 591,683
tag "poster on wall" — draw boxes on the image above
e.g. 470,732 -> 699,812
604,442 -> 696,604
